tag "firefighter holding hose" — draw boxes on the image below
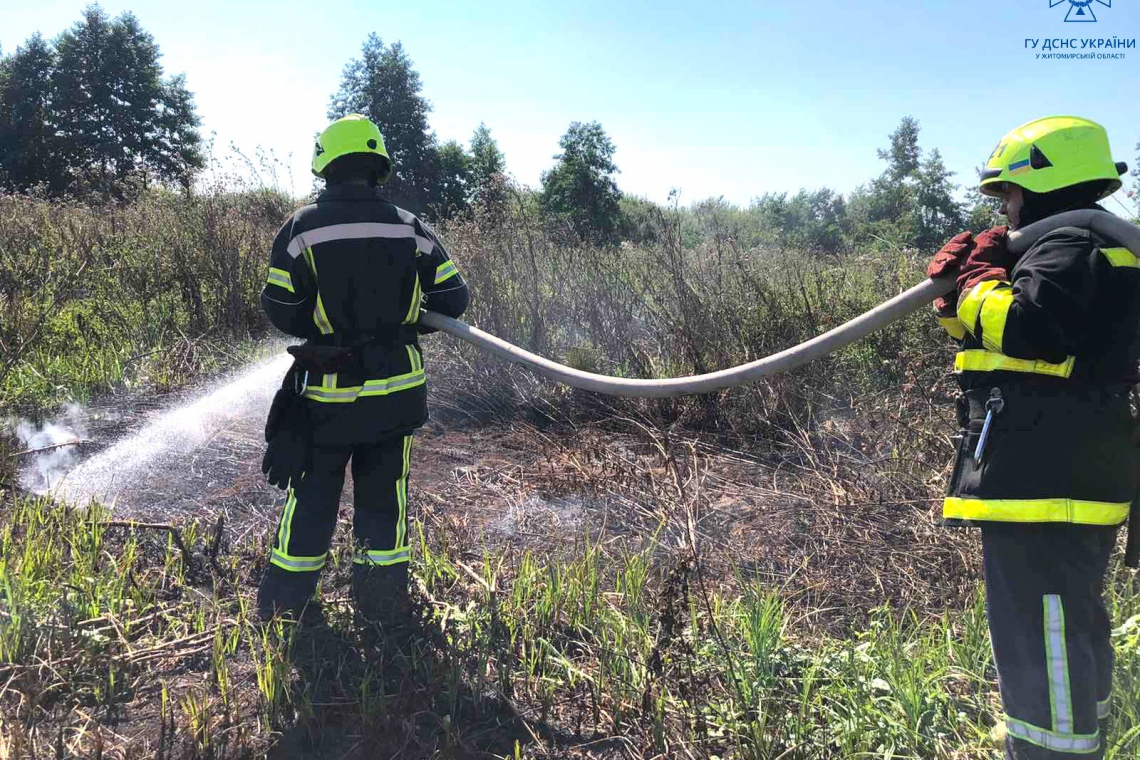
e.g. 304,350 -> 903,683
257,114 -> 468,624
927,116 -> 1138,758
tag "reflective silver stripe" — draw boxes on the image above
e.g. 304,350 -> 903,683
395,434 -> 411,550
266,272 -> 294,291
300,369 -> 426,401
1096,696 -> 1111,720
303,386 -> 360,401
353,548 -> 411,565
270,549 -> 327,572
358,372 -> 425,396
1006,718 -> 1099,754
286,223 -> 432,258
434,260 -> 458,284
276,489 -> 297,555
303,370 -> 426,403
1044,595 -> 1074,734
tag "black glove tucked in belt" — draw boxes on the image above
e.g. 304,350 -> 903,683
262,369 -> 312,490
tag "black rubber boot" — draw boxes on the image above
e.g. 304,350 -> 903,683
351,562 -> 410,630
256,564 -> 322,623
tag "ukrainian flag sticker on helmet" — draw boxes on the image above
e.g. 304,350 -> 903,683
1007,158 -> 1031,176
980,115 -> 1125,199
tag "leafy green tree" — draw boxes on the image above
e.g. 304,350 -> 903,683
50,5 -> 203,193
540,121 -> 622,244
848,117 -> 964,251
329,35 -> 438,214
964,178 -> 1003,231
0,34 -> 67,193
912,148 -> 964,243
750,188 -> 850,252
469,122 -> 507,209
877,116 -> 921,181
619,194 -> 663,245
429,139 -> 471,218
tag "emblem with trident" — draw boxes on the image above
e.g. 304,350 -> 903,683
1050,0 -> 1112,22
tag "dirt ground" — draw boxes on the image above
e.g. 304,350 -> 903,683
19,368 -> 976,631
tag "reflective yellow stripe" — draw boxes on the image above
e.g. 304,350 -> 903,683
978,287 -> 1014,352
954,350 -> 1075,378
1044,595 -> 1074,734
313,293 -> 334,335
958,280 -> 1005,336
302,369 -> 426,403
276,488 -> 297,556
352,547 -> 411,566
944,497 -> 1130,525
270,549 -> 327,572
404,344 -> 422,373
403,273 -> 422,324
434,260 -> 458,284
396,434 -> 411,550
302,247 -> 334,335
937,316 -> 966,340
1005,717 -> 1100,754
267,267 -> 295,293
1101,247 -> 1139,268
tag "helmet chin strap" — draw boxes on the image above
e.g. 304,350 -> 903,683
416,210 -> 1140,399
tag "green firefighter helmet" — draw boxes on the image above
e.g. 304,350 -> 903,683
980,115 -> 1127,199
311,114 -> 392,183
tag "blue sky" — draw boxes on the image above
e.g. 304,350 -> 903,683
4,0 -> 1140,210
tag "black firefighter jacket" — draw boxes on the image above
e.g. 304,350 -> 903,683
940,210 -> 1140,526
261,184 -> 469,446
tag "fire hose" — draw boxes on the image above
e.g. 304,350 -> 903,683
419,209 -> 1140,566
419,209 -> 1140,399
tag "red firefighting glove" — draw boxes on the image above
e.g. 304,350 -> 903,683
956,226 -> 1011,295
927,231 -> 974,317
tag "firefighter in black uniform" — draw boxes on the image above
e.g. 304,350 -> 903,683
257,114 -> 468,622
927,116 -> 1138,759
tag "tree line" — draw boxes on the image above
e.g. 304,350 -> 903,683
0,6 -> 203,197
3,6 -> 1135,250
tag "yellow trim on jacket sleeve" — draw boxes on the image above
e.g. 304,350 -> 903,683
954,350 -> 1075,378
937,316 -> 967,340
1101,247 -> 1139,268
266,267 -> 295,293
977,287 -> 1014,352
434,260 -> 459,284
944,496 -> 1130,525
957,280 -> 1006,338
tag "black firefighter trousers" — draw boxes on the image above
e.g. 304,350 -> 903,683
258,435 -> 414,616
982,523 -> 1118,759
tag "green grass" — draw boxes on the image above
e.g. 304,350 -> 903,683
1,186 -> 1137,758
6,493 -> 1138,758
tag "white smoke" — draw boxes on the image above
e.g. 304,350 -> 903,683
14,403 -> 88,492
